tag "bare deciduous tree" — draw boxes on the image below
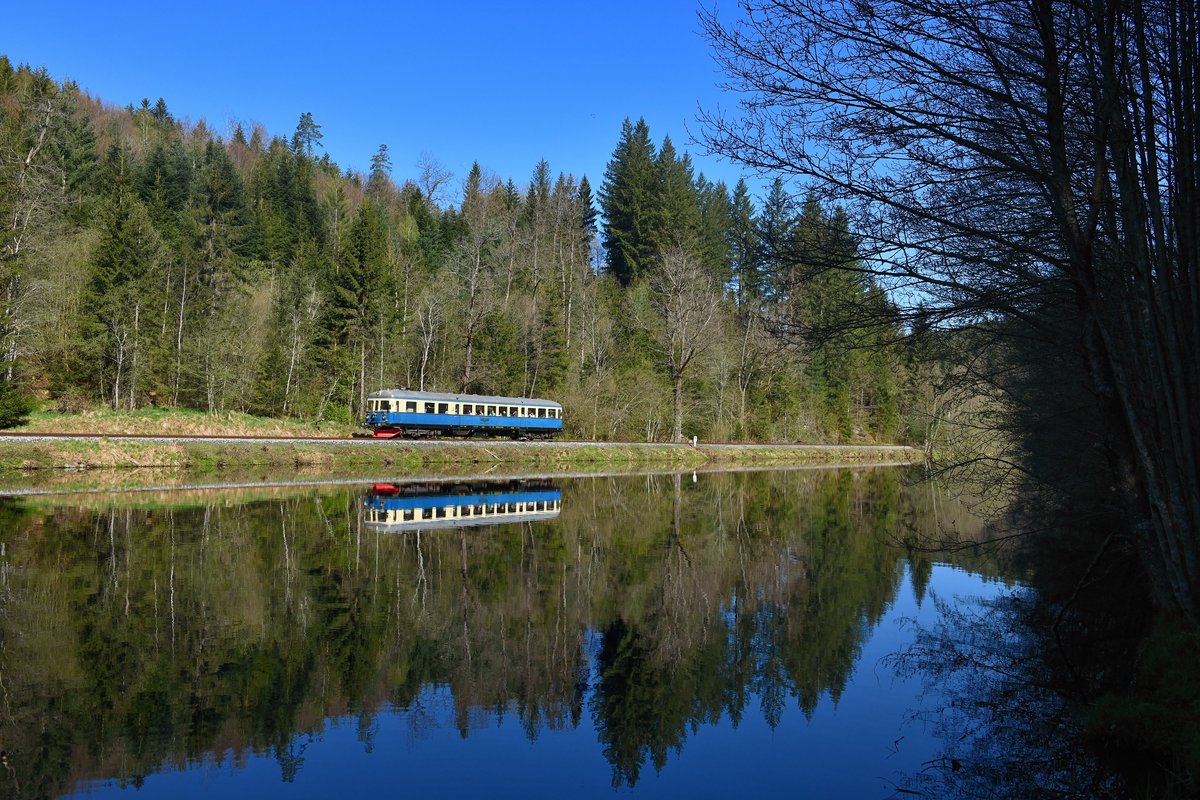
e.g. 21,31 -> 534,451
701,0 -> 1200,614
416,152 -> 452,208
645,246 -> 723,443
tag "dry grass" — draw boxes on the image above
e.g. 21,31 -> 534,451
17,405 -> 354,438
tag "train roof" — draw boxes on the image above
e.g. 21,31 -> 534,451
368,389 -> 562,408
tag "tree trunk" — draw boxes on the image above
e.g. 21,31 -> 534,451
673,370 -> 683,443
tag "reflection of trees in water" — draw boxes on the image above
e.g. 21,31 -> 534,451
0,469 -> 943,795
887,590 -> 1119,799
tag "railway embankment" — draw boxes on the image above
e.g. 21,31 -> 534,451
0,434 -> 919,485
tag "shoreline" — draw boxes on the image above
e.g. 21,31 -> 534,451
0,436 -> 919,493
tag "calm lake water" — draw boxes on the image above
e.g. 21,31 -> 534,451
0,468 -> 1016,799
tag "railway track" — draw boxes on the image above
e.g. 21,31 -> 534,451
0,431 -> 917,450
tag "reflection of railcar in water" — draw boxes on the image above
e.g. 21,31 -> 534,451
362,480 -> 562,532
363,389 -> 563,439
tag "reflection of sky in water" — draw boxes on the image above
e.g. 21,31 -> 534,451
70,565 -> 1013,799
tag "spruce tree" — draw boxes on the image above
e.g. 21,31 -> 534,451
758,178 -> 797,301
695,176 -> 733,285
85,188 -> 162,408
599,118 -> 657,285
727,178 -> 761,306
0,376 -> 30,428
653,136 -> 700,256
577,175 -> 598,247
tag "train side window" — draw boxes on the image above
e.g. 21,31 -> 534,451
487,405 -> 496,415
406,401 -> 417,413
453,404 -> 460,414
475,504 -> 485,516
436,507 -> 447,519
498,407 -> 507,416
424,402 -> 435,414
509,406 -> 517,415
438,403 -> 448,414
382,401 -> 391,412
538,408 -> 546,418
422,508 -> 434,520
403,509 -> 414,521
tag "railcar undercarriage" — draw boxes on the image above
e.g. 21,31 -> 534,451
369,427 -> 554,440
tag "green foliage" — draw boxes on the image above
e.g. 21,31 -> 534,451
599,118 -> 659,285
291,111 -> 323,158
0,377 -> 31,428
0,62 -> 914,442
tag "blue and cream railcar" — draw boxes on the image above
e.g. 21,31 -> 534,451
363,389 -> 563,439
362,481 -> 562,532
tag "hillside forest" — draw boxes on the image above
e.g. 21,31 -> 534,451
0,57 -> 916,443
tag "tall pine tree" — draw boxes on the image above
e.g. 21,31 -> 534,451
599,118 -> 658,285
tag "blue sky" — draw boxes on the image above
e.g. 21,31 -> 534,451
5,0 -> 754,204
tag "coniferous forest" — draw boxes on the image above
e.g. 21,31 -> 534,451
0,57 -> 913,443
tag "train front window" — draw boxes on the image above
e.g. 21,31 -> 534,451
406,401 -> 417,413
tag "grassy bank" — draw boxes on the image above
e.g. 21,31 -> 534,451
0,407 -> 917,491
15,405 -> 354,438
0,436 -> 917,493
0,437 -> 915,473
